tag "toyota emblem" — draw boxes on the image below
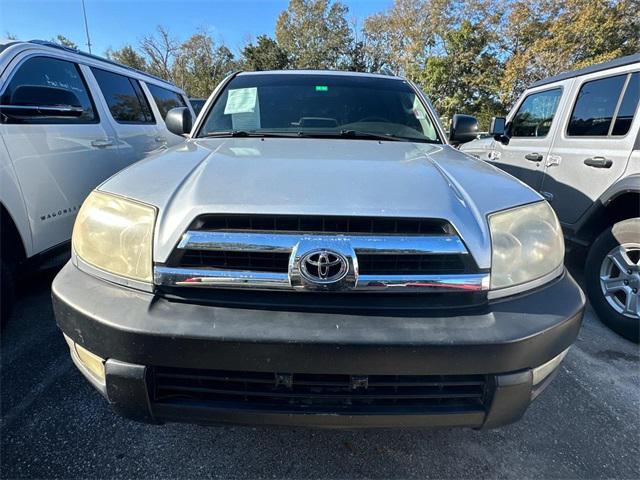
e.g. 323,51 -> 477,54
300,249 -> 349,284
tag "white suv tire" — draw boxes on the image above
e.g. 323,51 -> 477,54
585,218 -> 640,343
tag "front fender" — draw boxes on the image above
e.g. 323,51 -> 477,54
0,137 -> 32,257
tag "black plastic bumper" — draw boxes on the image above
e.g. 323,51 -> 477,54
53,263 -> 585,429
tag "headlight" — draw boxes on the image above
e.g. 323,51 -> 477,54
72,191 -> 156,283
489,201 -> 564,291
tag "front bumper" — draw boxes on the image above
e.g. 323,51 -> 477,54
53,263 -> 585,429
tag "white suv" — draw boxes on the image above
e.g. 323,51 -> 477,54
0,40 -> 193,320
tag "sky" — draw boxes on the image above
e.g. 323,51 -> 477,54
0,0 -> 392,56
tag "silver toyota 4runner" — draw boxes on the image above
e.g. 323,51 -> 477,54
53,71 -> 585,429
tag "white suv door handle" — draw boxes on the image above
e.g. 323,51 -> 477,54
91,138 -> 114,148
155,136 -> 167,144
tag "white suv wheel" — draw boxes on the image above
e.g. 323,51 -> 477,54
599,243 -> 640,319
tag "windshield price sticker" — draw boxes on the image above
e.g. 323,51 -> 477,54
224,87 -> 258,114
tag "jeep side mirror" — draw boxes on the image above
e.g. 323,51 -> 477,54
489,116 -> 510,144
0,85 -> 83,118
165,107 -> 193,136
449,114 -> 479,145
489,117 -> 506,136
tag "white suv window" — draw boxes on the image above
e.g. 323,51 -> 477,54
0,56 -> 97,124
509,88 -> 562,138
611,72 -> 639,136
146,83 -> 186,120
567,74 -> 631,136
91,68 -> 155,124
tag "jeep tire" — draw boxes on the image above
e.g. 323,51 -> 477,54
585,218 -> 640,343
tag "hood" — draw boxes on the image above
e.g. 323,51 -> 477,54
101,138 -> 542,268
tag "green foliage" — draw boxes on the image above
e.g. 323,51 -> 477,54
419,19 -> 503,129
105,45 -> 147,71
242,35 -> 289,71
52,35 -> 78,50
500,0 -> 640,106
173,32 -> 237,97
275,0 -> 352,69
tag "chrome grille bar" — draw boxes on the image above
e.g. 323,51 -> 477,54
155,267 -> 291,289
157,227 -> 488,293
177,231 -> 468,255
154,266 -> 489,292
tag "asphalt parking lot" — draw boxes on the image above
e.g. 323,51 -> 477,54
1,262 -> 639,479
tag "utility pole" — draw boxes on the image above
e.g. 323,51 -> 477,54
81,0 -> 92,53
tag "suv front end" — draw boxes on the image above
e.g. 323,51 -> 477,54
52,71 -> 585,429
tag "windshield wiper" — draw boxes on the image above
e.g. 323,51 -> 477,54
290,130 -> 403,142
340,130 -> 440,143
338,129 -> 403,141
202,130 -> 250,137
202,129 -> 439,143
202,130 -> 298,138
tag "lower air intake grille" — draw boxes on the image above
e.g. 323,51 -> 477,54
152,367 -> 488,411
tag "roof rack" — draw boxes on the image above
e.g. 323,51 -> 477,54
27,39 -> 174,87
530,53 -> 640,88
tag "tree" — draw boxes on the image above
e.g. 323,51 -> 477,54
275,0 -> 352,69
340,19 -> 384,73
500,0 -> 640,105
105,45 -> 148,71
52,35 -> 78,50
173,31 -> 237,97
242,35 -> 289,71
140,26 -> 180,81
419,19 -> 503,129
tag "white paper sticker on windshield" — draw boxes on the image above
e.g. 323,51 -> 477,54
224,87 -> 257,114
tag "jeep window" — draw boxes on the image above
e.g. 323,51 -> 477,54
0,56 -> 97,124
91,68 -> 155,124
509,88 -> 562,137
611,72 -> 639,136
199,74 -> 441,143
146,83 -> 186,120
567,74 -> 628,136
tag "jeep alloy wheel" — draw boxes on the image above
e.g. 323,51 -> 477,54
599,243 -> 640,319
586,219 -> 640,343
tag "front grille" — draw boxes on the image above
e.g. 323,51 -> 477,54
179,250 -> 290,272
357,254 -> 467,275
157,214 -> 488,296
151,367 -> 488,412
194,214 -> 451,235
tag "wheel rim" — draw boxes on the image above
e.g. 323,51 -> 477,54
599,242 -> 640,319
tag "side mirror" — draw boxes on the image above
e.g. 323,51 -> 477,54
165,107 -> 192,136
449,114 -> 479,145
489,117 -> 506,136
0,85 -> 83,117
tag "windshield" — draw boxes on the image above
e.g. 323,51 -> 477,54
198,73 -> 441,143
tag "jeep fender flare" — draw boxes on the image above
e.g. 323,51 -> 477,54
570,174 -> 640,246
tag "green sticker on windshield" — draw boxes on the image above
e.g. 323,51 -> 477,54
315,85 -> 328,92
